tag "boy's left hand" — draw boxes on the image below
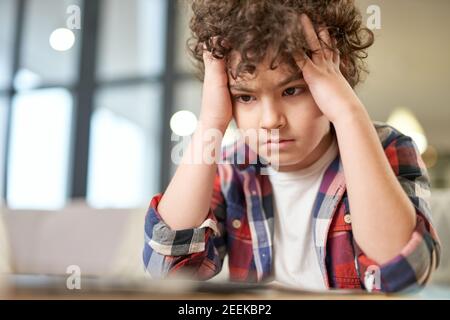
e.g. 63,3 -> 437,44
296,14 -> 364,124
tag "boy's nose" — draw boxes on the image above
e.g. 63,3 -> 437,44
260,100 -> 286,130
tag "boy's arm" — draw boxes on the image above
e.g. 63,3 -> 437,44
349,124 -> 441,292
143,171 -> 227,280
156,47 -> 232,231
338,115 -> 440,291
333,108 -> 418,263
297,14 -> 440,290
143,45 -> 232,279
298,13 -> 425,263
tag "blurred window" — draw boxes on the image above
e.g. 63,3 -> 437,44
19,0 -> 82,87
0,0 -> 15,89
97,0 -> 167,81
87,84 -> 162,208
0,97 -> 8,204
7,88 -> 73,209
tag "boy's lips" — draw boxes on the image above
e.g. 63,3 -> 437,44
263,138 -> 296,149
265,138 -> 295,144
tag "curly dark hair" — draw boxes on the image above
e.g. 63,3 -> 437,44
187,0 -> 374,88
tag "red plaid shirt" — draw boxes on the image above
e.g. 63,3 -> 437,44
143,122 -> 440,292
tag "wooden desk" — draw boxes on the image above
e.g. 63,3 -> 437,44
0,275 -> 412,300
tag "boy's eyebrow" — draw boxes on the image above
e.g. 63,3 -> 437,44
276,72 -> 304,88
229,72 -> 304,92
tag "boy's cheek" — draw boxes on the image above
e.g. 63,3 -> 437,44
285,105 -> 320,124
231,110 -> 249,129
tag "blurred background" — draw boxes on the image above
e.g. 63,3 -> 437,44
0,0 -> 449,295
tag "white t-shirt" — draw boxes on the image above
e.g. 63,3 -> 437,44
267,139 -> 338,290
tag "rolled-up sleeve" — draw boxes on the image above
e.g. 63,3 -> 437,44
147,194 -> 220,256
355,129 -> 441,293
143,172 -> 227,280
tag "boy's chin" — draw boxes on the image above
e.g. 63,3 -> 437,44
262,153 -> 307,170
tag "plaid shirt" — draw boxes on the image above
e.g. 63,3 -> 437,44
143,122 -> 441,292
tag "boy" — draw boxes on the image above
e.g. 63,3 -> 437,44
143,0 -> 440,292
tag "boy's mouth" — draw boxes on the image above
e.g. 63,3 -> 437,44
265,138 -> 295,144
264,138 -> 296,149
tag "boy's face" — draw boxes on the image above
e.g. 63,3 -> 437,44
228,52 -> 333,172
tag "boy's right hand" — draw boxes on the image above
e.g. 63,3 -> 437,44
198,45 -> 233,132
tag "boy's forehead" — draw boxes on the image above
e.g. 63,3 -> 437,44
228,63 -> 302,88
228,50 -> 282,72
227,50 -> 301,86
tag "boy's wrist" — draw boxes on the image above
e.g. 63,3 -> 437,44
197,117 -> 230,133
331,102 -> 369,129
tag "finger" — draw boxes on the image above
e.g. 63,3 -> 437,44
202,37 -> 220,65
202,41 -> 228,87
332,37 -> 340,67
294,51 -> 316,79
294,52 -> 309,70
299,13 -> 324,61
318,27 -> 333,61
203,49 -> 226,75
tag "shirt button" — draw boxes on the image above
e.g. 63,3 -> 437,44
232,219 -> 242,229
344,214 -> 352,224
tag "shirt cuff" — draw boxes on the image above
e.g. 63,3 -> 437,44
356,212 -> 441,292
145,193 -> 220,256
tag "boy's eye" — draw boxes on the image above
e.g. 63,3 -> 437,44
282,87 -> 305,96
234,95 -> 255,104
